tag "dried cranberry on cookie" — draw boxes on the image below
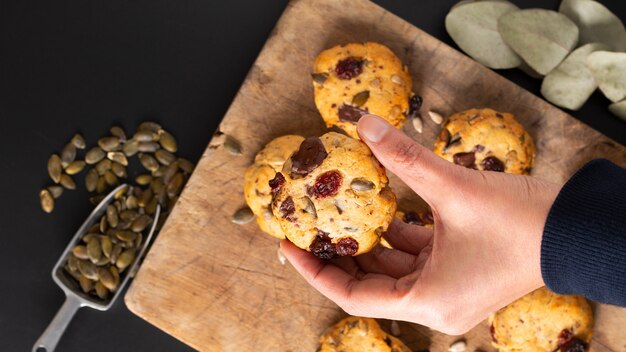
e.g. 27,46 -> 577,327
433,108 -> 535,175
270,132 -> 396,258
312,42 -> 414,139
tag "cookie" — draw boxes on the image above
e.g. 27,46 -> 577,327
489,287 -> 593,352
244,135 -> 305,239
312,42 -> 414,139
270,132 -> 396,258
319,316 -> 411,352
396,209 -> 434,229
433,108 -> 535,175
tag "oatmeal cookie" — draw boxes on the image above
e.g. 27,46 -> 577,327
319,316 -> 411,352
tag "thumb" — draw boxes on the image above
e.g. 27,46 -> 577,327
357,114 -> 459,205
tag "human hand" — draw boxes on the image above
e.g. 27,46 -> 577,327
280,114 -> 560,335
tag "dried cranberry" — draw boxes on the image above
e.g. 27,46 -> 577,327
291,137 -> 328,177
558,329 -> 573,346
335,57 -> 363,80
279,196 -> 295,220
269,172 -> 286,193
453,152 -> 477,169
310,171 -> 342,198
336,237 -> 358,256
309,230 -> 337,259
490,324 -> 498,343
408,95 -> 423,117
560,338 -> 587,352
481,156 -> 505,172
338,104 -> 369,123
402,211 -> 423,225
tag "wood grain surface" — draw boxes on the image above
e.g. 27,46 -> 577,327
124,0 -> 626,350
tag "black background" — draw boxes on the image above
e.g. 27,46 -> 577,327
1,1 -> 625,351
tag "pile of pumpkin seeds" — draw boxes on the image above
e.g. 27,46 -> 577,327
40,121 -> 195,300
445,0 -> 626,119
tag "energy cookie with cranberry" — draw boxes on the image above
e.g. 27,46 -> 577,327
270,132 -> 396,258
433,108 -> 535,175
244,135 -> 304,239
312,42 -> 414,139
489,287 -> 593,352
319,316 -> 411,352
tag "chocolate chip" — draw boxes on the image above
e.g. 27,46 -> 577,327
309,171 -> 342,198
338,104 -> 369,123
336,237 -> 358,256
269,172 -> 286,194
291,137 -> 327,176
560,338 -> 587,352
402,211 -> 423,225
481,156 -> 505,172
335,57 -> 363,80
453,152 -> 476,169
279,196 -> 295,220
309,230 -> 337,259
490,324 -> 498,344
408,95 -> 423,118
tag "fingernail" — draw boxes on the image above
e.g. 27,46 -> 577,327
358,114 -> 391,143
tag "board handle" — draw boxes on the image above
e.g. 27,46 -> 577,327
32,294 -> 81,352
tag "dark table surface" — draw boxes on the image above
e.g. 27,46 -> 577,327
1,0 -> 625,351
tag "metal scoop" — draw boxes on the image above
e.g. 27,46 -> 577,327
33,184 -> 161,352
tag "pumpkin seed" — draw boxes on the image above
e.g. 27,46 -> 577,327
446,0 -> 522,69
48,154 -> 62,183
139,153 -> 159,172
131,215 -> 152,232
134,130 -> 156,142
85,147 -> 105,164
47,185 -> 64,199
123,139 -> 139,157
94,281 -> 109,299
232,207 -> 254,224
87,237 -> 102,263
71,133 -> 86,149
102,170 -> 118,187
125,195 -> 138,210
120,210 -> 139,222
138,141 -> 159,152
109,266 -> 120,291
390,320 -> 401,336
138,121 -> 162,133
95,159 -> 112,175
277,246 -> 287,265
77,260 -> 98,280
134,174 -> 151,186
303,197 -> 317,218
107,152 -> 128,166
151,178 -> 164,196
138,188 -> 153,208
110,244 -> 123,264
223,135 -> 242,156
412,115 -> 423,133
67,255 -> 79,272
152,165 -> 165,178
350,178 -> 375,191
352,90 -> 370,107
60,143 -> 76,167
116,249 -> 136,272
101,237 -> 113,259
541,43 -> 610,110
78,275 -> 93,293
159,130 -> 178,153
449,340 -> 467,352
110,162 -> 126,178
98,136 -> 121,152
311,72 -> 328,85
98,267 -> 116,291
99,215 -> 107,234
559,0 -> 626,52
166,173 -> 184,198
586,51 -> 626,103
178,158 -> 194,174
447,133 -> 462,150
145,197 -> 158,215
107,204 -> 119,228
96,176 -> 107,194
115,230 -> 137,242
40,189 -> 54,213
498,9 -> 579,75
162,161 -> 179,184
110,126 -> 127,142
82,233 -> 100,244
60,174 -> 76,190
64,160 -> 86,175
609,100 -> 626,121
391,74 -> 404,85
428,110 -> 444,124
155,149 -> 176,165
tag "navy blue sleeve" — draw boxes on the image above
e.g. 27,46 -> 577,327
541,159 -> 626,306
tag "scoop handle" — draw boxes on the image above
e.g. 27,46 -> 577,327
32,294 -> 81,352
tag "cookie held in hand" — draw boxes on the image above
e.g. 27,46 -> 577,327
312,42 -> 414,139
271,132 -> 396,258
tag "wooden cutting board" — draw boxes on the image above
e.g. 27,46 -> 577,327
125,0 -> 626,350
